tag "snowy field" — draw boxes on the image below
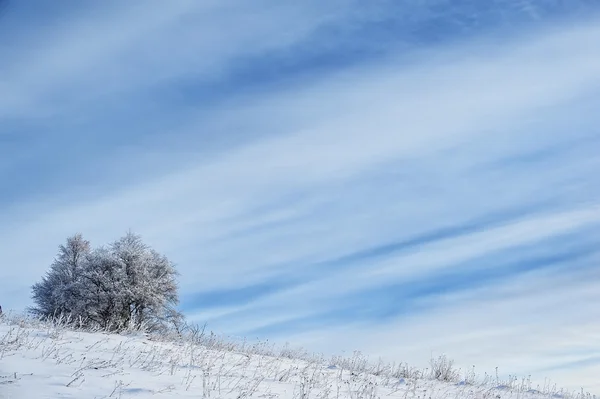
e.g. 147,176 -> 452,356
0,314 -> 593,399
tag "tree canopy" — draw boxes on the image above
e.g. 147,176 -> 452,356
31,232 -> 181,332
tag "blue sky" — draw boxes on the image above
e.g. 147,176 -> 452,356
2,0 -> 600,392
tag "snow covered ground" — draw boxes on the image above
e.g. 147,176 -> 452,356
0,314 -> 594,399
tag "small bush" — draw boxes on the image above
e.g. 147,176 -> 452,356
429,354 -> 460,382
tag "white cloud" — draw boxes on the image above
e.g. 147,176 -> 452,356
287,267 -> 600,391
6,14 -> 599,285
190,204 -> 600,331
0,1 -> 345,118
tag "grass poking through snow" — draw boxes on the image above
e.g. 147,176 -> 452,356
0,312 -> 594,399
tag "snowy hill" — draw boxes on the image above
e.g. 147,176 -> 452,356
0,314 -> 593,399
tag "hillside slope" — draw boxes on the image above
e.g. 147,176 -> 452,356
0,315 -> 592,399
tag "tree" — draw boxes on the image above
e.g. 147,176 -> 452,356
31,232 -> 182,332
31,233 -> 91,319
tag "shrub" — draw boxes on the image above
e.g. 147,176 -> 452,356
31,232 -> 181,332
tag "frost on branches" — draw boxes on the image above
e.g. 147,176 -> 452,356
31,232 -> 182,333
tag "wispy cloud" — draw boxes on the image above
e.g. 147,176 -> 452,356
1,0 -> 600,392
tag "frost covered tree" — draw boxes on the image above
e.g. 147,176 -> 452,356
31,232 -> 182,332
82,232 -> 182,330
31,233 -> 91,319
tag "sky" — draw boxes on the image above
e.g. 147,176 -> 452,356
1,0 -> 600,393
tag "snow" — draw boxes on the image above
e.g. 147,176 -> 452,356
0,316 -> 591,399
